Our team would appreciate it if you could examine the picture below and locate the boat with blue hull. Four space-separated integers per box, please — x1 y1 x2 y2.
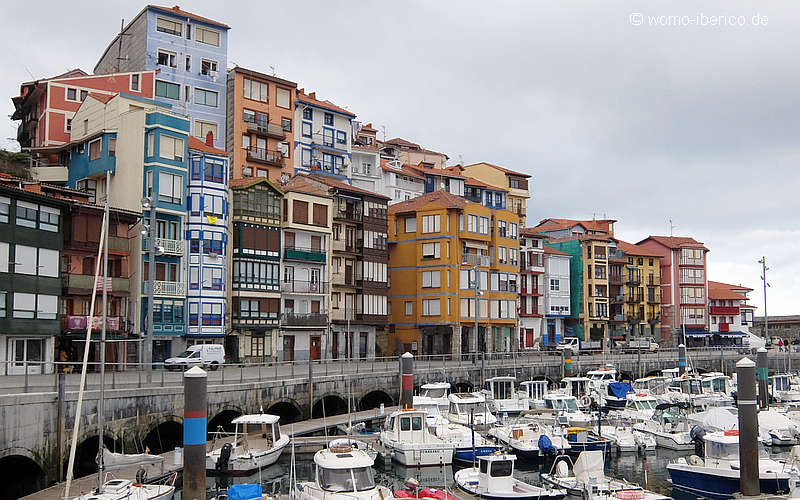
564 427 611 454
667 430 795 499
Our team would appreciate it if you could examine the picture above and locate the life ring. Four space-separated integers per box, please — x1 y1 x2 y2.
580 395 592 407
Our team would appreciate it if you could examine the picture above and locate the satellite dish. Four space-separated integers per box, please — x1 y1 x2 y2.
280 173 290 184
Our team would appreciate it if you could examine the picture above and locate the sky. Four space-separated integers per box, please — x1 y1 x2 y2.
1 1 797 315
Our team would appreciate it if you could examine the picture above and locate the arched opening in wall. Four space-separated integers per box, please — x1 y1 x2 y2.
358 390 394 411
645 369 662 378
618 371 634 383
208 409 242 435
143 420 183 455
453 381 474 393
266 401 302 424
0 455 45 500
69 435 121 479
311 395 347 419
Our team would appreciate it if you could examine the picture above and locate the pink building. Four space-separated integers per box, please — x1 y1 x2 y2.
637 236 709 343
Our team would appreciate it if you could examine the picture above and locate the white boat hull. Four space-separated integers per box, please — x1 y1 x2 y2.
384 443 454 467
206 437 289 475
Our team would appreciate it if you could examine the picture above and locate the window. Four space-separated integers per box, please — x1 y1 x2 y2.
243 78 267 102
157 50 177 68
422 299 441 316
185 55 192 71
108 138 116 158
194 120 218 142
323 129 334 146
83 119 88 135
196 26 220 46
89 139 101 160
467 214 477 232
479 216 490 234
160 135 184 161
301 149 312 166
293 200 309 224
421 215 440 233
302 122 312 138
80 90 88 101
405 216 417 233
422 271 441 288
422 242 440 259
276 88 290 108
204 159 225 183
195 88 218 107
312 203 328 226
0 243 7 273
550 279 560 291
156 17 182 36
336 130 347 144
66 88 77 101
203 194 224 216
281 117 292 132
13 293 35 318
130 73 140 91
324 113 334 125
16 201 38 228
37 248 58 277
405 301 413 315
158 172 183 204
201 59 218 75
66 119 72 132
498 220 507 237
39 206 59 232
155 80 180 100
15 245 36 274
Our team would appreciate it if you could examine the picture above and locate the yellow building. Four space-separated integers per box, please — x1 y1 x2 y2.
461 162 531 224
609 240 662 342
387 191 520 356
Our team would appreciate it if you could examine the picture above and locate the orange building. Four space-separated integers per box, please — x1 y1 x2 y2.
226 67 297 182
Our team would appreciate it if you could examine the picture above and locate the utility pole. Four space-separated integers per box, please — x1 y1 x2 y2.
97 170 110 491
142 196 161 383
758 257 769 342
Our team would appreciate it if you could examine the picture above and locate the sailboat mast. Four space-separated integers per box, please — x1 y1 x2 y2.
97 170 110 492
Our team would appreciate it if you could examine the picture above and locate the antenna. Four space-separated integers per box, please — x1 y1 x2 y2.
115 19 131 72
269 65 276 76
381 125 387 142
669 219 676 236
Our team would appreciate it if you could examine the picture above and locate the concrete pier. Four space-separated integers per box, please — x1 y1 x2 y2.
736 357 760 497
183 366 207 500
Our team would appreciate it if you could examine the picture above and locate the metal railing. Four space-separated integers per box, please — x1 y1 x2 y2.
145 280 187 297
144 237 184 255
246 147 283 165
280 280 328 293
280 312 328 326
461 254 490 266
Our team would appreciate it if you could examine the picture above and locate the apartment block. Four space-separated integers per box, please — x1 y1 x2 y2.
226 67 296 182
350 122 382 194
379 137 449 170
608 239 662 343
706 281 755 346
294 91 355 179
94 5 229 149
518 230 545 349
543 245 572 345
461 162 531 224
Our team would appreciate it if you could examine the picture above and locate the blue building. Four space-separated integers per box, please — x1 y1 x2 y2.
186 136 228 342
94 5 229 150
293 90 355 180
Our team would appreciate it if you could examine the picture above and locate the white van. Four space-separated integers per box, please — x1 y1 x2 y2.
164 344 225 371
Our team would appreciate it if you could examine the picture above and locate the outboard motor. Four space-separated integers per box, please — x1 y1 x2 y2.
135 467 147 484
690 425 706 456
216 442 233 472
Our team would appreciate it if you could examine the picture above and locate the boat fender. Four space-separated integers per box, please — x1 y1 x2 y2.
555 459 570 478
135 468 147 485
580 396 592 407
688 455 704 466
216 442 233 472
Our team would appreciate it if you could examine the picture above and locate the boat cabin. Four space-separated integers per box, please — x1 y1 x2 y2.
419 382 450 399
701 373 732 395
543 394 580 412
477 454 517 491
770 374 791 394
662 368 679 379
384 409 434 442
484 376 517 401
449 393 490 416
314 446 377 493
702 430 743 466
667 376 703 396
520 380 549 402
625 393 659 412
231 414 281 448
632 376 669 395
559 377 591 400
651 403 690 430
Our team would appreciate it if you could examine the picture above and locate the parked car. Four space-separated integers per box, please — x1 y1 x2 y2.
164 344 225 370
555 337 602 354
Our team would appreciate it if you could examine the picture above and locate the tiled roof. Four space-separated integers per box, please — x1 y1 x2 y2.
638 235 709 251
87 92 114 104
709 280 754 292
283 176 330 197
229 177 284 193
148 5 230 28
188 135 226 155
544 245 571 256
385 137 420 148
304 174 390 200
381 162 425 179
389 190 467 214
536 218 616 233
296 90 355 117
404 163 465 179
464 162 532 178
464 177 508 192
229 66 297 88
360 123 377 133
709 288 749 301
547 234 613 243
614 239 662 257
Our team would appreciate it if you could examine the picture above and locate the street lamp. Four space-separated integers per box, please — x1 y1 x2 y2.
758 257 770 343
628 315 640 379
141 196 164 383
471 264 485 384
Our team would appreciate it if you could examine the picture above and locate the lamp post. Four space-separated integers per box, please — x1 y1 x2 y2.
758 257 769 343
141 196 163 383
471 264 485 384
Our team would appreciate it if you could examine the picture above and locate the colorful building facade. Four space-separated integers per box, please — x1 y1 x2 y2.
293 91 355 179
461 162 531 224
608 239 662 343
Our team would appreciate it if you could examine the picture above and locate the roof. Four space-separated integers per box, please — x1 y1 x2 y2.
148 4 230 28
465 177 508 191
305 174 390 200
637 235 709 251
87 92 115 104
544 245 571 257
614 239 662 257
520 228 548 237
536 218 616 233
187 135 226 156
463 162 531 178
708 280 753 292
360 122 377 133
708 281 752 301
229 66 297 88
547 234 613 244
403 163 465 179
381 161 425 180
389 190 467 214
296 90 356 118
385 137 419 148
282 176 330 197
232 414 279 425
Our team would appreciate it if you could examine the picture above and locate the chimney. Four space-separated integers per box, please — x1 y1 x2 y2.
309 92 316 99
299 88 304 94
205 130 214 147
172 5 180 11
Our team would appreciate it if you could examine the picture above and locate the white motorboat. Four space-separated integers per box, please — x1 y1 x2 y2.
519 380 549 409
631 376 670 397
770 374 800 403
666 375 731 410
329 438 378 462
586 366 618 398
76 478 176 500
557 377 594 410
633 403 694 450
488 419 571 459
688 406 797 446
206 413 289 475
620 393 660 422
414 399 445 428
430 419 501 463
380 408 454 466
295 443 394 500
541 394 592 427
592 423 647 453
541 451 669 499
454 454 566 499
414 382 451 413
483 376 529 414
667 430 795 498
446 393 497 428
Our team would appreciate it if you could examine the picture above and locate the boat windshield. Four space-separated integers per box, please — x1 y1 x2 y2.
705 440 739 461
352 467 376 491
636 400 656 410
422 388 446 398
318 466 375 492
547 398 579 411
773 377 790 391
456 402 488 415
418 405 440 416
490 460 513 477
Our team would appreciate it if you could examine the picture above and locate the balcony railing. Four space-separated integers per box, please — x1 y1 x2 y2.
521 286 540 296
283 245 326 262
611 294 624 304
680 296 705 305
680 256 704 266
609 274 623 285
710 306 740 315
145 280 186 297
611 314 625 322
245 120 286 139
462 254 490 266
246 147 284 167
281 312 328 326
334 208 362 221
62 274 130 292
64 315 122 331
647 276 657 285
280 280 328 294
626 294 643 303
626 274 641 285
680 275 705 285
647 294 660 303
144 237 184 256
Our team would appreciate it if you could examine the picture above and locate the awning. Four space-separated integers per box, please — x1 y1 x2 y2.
684 331 711 337
463 240 488 250
716 331 746 338
337 194 361 202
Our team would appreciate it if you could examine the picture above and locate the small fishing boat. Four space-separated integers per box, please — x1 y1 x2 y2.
619 393 660 422
488 419 571 459
329 437 378 462
295 443 395 500
557 377 593 409
483 376 529 414
541 451 668 499
431 419 500 463
446 393 497 428
564 427 611 453
770 374 800 403
541 394 592 427
206 413 289 475
633 403 694 451
631 376 669 397
380 408 454 466
415 382 451 413
454 454 566 499
667 429 796 498
592 424 642 453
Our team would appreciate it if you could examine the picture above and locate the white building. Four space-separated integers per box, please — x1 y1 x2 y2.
708 281 755 342
293 90 355 181
544 245 571 346
350 122 382 193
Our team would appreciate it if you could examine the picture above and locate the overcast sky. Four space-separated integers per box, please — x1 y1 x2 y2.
2 1 796 315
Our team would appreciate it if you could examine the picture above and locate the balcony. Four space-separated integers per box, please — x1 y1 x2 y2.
680 275 705 285
64 315 123 331
145 280 186 297
281 312 328 326
711 305 740 315
331 272 355 287
280 280 328 294
647 276 657 286
611 314 625 323
628 313 645 323
626 294 643 304
62 274 130 293
609 274 623 285
144 237 185 256
611 294 624 304
626 274 641 285
246 147 284 168
680 256 704 266
246 120 286 140
334 208 363 222
647 294 661 304
520 286 541 296
284 245 326 262
462 254 490 267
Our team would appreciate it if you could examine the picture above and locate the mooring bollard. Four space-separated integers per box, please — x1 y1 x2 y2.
400 352 414 409
736 357 760 496
183 366 207 500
